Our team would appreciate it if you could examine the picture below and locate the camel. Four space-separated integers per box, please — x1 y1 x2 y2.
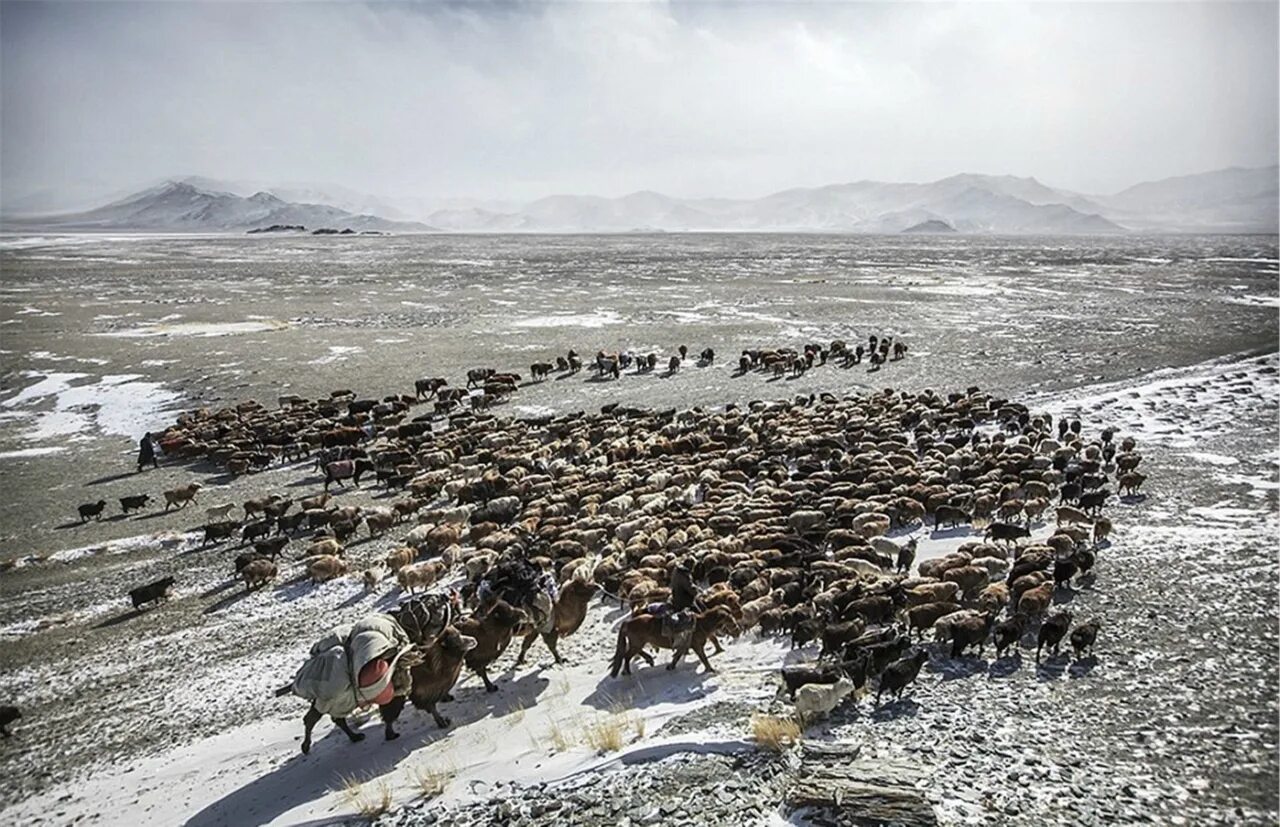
515 579 598 665
608 605 738 678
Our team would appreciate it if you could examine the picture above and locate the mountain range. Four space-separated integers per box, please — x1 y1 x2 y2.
2 166 1275 235
1 182 433 233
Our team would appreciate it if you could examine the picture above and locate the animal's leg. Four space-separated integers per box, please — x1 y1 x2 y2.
427 702 452 729
544 631 563 664
709 635 723 655
515 631 538 665
477 666 498 693
667 646 687 671
379 697 405 741
694 644 716 673
301 706 323 754
333 716 365 744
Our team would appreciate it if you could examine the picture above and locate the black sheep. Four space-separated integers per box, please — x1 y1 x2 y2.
1053 557 1079 589
78 500 107 522
876 649 929 705
781 663 840 701
993 614 1027 659
0 706 19 737
1070 620 1101 658
1037 611 1074 660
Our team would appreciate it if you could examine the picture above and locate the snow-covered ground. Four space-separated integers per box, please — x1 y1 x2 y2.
2 351 1275 826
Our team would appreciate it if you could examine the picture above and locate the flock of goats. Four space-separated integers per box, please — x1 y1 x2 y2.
62 335 1143 749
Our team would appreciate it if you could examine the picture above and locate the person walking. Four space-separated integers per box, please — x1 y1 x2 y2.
137 432 158 472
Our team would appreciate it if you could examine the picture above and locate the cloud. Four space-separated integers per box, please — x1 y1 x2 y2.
1 0 1275 205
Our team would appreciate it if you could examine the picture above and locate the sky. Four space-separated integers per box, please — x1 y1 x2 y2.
1 1 1277 207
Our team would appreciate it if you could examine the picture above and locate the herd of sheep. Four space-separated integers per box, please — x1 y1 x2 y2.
60 336 1139 744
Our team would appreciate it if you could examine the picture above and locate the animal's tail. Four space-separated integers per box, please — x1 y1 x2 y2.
273 683 294 698
608 622 628 678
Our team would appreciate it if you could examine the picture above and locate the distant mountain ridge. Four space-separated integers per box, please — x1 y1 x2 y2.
3 166 1274 234
2 181 433 233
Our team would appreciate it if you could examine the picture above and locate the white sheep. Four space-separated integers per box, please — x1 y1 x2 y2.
794 676 857 724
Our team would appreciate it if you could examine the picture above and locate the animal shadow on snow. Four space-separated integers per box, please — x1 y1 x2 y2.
927 655 987 681
203 586 257 615
928 525 978 541
1067 656 1099 679
93 608 148 629
462 668 551 722
580 661 717 711
869 696 921 722
1035 656 1071 681
1051 589 1077 606
84 470 147 487
183 708 455 827
986 652 1024 678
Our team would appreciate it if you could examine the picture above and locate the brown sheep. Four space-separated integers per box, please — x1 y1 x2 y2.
307 554 347 583
905 582 961 606
385 546 416 572
1017 581 1054 615
163 483 202 511
907 601 962 639
397 560 447 594
942 565 989 597
241 558 277 591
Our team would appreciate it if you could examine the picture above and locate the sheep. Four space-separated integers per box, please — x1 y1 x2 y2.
307 554 347 583
945 612 995 658
305 538 343 558
396 560 447 594
241 559 277 591
205 503 237 522
942 565 989 597
907 601 962 639
993 614 1027 658
163 483 202 510
780 662 841 701
794 676 856 723
976 582 1010 615
970 556 1010 579
1070 620 1101 658
1092 517 1113 545
1037 611 1073 660
819 618 867 659
875 649 929 705
1056 505 1091 526
905 581 961 606
384 546 416 572
0 705 19 737
1017 581 1054 616
362 563 387 590
364 509 396 538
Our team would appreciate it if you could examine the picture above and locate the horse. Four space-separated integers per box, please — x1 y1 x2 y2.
608 605 738 678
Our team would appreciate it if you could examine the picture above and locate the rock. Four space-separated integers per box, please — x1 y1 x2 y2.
786 758 938 826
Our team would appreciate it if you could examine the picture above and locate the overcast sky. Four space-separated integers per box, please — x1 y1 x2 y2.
2 1 1276 205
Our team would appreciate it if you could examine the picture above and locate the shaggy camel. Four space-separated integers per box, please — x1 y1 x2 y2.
515 579 599 665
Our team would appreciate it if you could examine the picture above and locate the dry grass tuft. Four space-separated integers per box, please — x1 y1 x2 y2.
409 762 455 799
338 774 393 819
546 717 574 752
751 713 802 752
582 715 627 752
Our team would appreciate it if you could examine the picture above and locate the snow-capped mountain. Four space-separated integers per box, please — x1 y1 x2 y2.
3 181 433 233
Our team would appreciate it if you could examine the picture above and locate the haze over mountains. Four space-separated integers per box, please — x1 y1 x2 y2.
3 166 1275 235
